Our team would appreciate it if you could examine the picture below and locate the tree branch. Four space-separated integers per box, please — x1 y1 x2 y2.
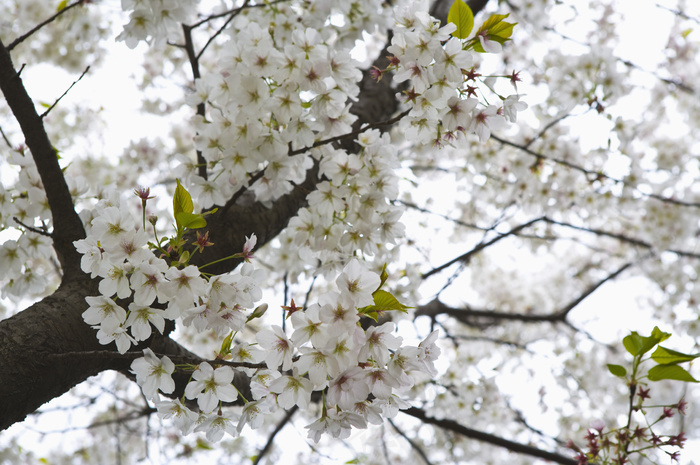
402 407 578 465
6 0 86 51
0 37 86 277
421 216 545 280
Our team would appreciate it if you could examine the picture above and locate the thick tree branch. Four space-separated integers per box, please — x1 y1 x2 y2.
403 407 578 465
0 37 86 277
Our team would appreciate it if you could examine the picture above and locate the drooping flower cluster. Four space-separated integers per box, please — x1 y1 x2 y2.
388 1 526 147
73 195 262 354
124 256 441 443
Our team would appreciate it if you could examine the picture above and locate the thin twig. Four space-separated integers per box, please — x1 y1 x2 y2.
40 66 90 119
492 134 700 209
7 0 85 51
387 418 434 465
288 109 411 156
195 1 248 61
0 125 14 149
402 407 578 465
253 405 298 465
13 217 51 236
421 216 545 280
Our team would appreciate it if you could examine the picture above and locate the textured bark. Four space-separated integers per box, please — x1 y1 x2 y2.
0 0 488 431
0 37 85 277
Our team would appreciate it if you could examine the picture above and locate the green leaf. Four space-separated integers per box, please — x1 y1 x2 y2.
622 327 671 357
607 364 627 377
472 13 517 52
367 290 411 313
623 332 644 356
57 0 68 11
447 0 474 39
220 331 234 356
378 263 389 291
651 346 700 365
358 307 378 322
175 212 207 230
648 364 698 383
173 179 194 218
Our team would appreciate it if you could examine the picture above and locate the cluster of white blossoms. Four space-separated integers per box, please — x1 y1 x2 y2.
389 2 526 147
116 0 200 49
74 196 441 441
74 194 263 353
67 0 522 444
139 258 441 442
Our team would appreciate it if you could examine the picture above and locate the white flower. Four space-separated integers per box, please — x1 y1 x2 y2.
290 304 326 347
184 362 238 413
130 348 175 399
327 366 369 410
417 330 441 377
305 410 366 442
125 303 166 341
155 398 198 434
256 325 294 371
73 238 106 278
95 319 135 354
195 412 239 442
294 346 339 388
237 398 273 433
336 259 381 308
358 322 402 365
162 265 207 312
83 295 127 327
99 263 133 299
130 258 168 305
268 369 314 409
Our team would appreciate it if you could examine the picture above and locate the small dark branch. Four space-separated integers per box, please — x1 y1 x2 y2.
417 298 563 325
526 112 572 149
13 216 51 236
398 200 488 231
7 0 86 51
195 3 248 61
620 59 695 95
181 25 208 180
0 125 14 149
221 169 267 215
46 350 266 371
542 217 700 260
252 405 298 465
492 135 700 209
403 407 578 465
418 262 634 326
0 37 86 276
189 0 288 29
388 418 434 465
288 109 411 156
40 65 90 119
422 216 544 280
554 261 634 320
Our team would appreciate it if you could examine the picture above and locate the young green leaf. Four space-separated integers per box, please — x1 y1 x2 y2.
175 212 207 230
220 331 234 357
447 0 474 39
623 332 644 356
472 13 517 53
648 364 698 383
173 179 194 218
365 290 412 313
651 346 700 365
358 307 379 322
607 364 627 377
